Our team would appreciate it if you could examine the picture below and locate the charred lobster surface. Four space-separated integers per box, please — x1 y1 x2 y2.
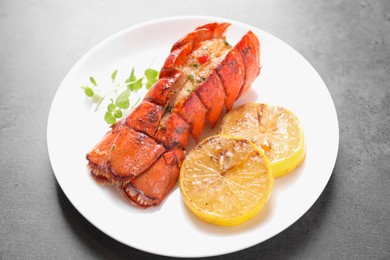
86 22 261 208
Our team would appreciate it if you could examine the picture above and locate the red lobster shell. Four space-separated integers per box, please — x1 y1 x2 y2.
86 22 261 208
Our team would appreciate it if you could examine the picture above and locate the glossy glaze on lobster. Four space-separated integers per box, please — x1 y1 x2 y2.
86 22 261 208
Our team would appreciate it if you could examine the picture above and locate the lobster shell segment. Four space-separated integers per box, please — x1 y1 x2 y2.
216 47 246 111
125 100 163 136
195 71 226 127
123 147 184 208
173 91 208 143
86 22 261 208
235 31 261 97
107 127 165 178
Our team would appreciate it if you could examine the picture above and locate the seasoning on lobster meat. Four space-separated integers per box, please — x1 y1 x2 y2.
86 22 261 208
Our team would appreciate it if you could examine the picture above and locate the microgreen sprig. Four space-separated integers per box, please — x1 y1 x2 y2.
81 68 159 124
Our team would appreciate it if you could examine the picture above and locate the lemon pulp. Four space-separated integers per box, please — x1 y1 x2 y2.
179 135 273 226
219 103 305 177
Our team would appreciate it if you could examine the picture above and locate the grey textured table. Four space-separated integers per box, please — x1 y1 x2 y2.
1 1 389 259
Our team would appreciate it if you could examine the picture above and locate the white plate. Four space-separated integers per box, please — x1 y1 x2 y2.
47 16 339 258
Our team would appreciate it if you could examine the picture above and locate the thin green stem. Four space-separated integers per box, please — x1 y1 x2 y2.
95 84 124 112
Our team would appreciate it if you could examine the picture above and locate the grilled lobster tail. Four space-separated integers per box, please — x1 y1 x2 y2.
86 22 261 208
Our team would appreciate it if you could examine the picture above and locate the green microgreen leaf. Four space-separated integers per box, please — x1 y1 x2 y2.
111 69 118 82
83 66 156 125
128 78 143 91
130 68 136 81
107 103 116 112
82 86 94 97
116 89 130 109
114 109 122 118
146 81 153 90
145 68 158 90
144 68 158 80
147 76 158 88
104 112 116 124
125 68 137 84
89 77 97 86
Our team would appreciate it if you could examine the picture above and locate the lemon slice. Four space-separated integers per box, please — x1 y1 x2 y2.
179 135 273 226
219 103 305 178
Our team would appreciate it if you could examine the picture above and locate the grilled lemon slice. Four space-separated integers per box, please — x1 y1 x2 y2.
219 103 305 177
179 135 273 226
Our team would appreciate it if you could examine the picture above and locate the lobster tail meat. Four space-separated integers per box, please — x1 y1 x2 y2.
170 22 230 53
86 22 261 208
160 22 230 78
